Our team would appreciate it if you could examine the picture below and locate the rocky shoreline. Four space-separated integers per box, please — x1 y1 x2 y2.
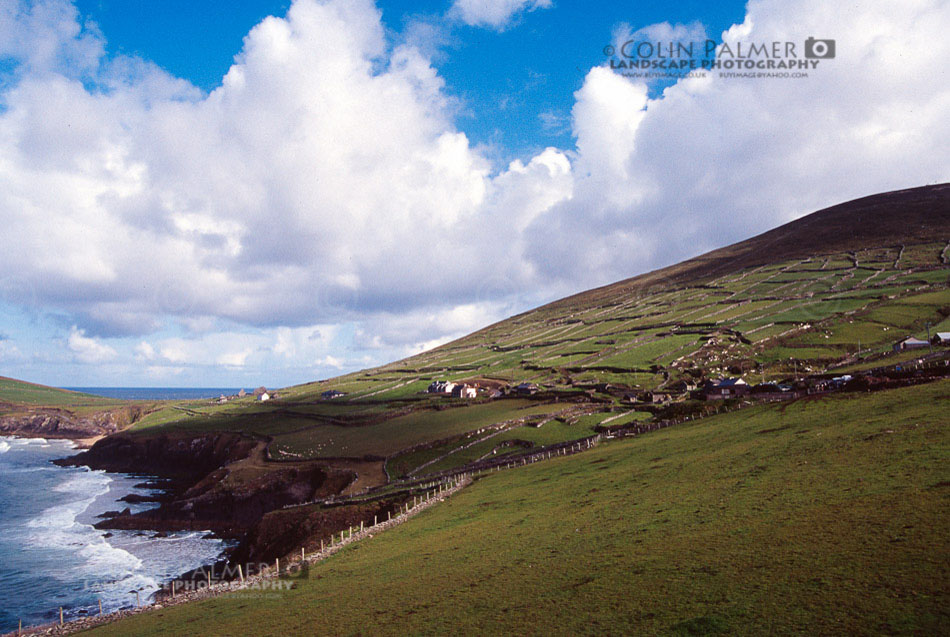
2 476 471 636
0 405 145 443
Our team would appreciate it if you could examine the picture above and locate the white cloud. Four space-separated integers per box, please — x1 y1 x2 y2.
67 326 117 363
315 354 344 368
217 349 252 368
611 20 709 62
524 0 950 287
449 0 551 30
0 0 948 384
134 341 156 360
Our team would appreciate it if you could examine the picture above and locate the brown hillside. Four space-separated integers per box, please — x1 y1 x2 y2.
545 182 950 310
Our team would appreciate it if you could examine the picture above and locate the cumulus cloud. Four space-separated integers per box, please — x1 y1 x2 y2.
0 0 948 385
524 0 950 288
67 326 117 363
449 0 551 30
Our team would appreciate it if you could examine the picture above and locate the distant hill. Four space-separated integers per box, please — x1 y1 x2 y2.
541 183 950 312
0 376 150 440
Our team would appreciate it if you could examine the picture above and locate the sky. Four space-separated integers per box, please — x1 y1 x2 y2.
0 0 947 388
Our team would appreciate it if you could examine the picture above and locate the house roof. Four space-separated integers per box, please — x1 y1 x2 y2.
715 377 746 387
897 337 929 345
936 332 950 340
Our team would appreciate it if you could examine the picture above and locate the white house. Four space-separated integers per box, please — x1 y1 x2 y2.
427 380 457 394
452 384 477 399
259 392 271 402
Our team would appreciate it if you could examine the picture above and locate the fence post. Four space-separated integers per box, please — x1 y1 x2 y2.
238 565 244 584
60 607 64 626
98 599 103 616
208 570 212 588
302 547 306 561
275 558 280 574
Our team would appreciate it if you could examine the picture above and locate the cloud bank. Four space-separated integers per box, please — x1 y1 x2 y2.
0 0 947 385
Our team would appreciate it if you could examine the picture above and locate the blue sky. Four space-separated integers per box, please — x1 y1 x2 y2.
73 0 746 160
0 0 947 388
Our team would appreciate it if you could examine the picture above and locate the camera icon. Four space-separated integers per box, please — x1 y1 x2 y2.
804 37 835 59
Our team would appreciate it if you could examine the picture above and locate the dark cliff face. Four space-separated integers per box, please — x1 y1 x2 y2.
59 431 258 479
229 499 398 565
60 431 359 546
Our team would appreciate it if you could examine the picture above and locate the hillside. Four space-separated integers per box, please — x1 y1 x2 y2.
84 380 950 636
270 184 949 407
122 184 946 467
15 184 950 635
0 377 154 441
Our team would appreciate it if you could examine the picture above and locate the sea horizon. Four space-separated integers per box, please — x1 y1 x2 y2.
63 387 249 401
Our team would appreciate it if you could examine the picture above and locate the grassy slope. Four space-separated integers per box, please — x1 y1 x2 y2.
0 376 131 417
105 186 949 466
86 381 949 636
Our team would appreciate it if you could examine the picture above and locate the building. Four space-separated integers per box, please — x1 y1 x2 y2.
669 379 697 393
703 377 749 400
933 332 950 345
427 380 457 394
451 384 478 399
258 392 271 402
237 389 247 398
892 337 930 351
321 390 345 399
513 382 538 396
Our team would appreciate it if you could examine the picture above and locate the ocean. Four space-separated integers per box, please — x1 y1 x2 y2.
63 387 246 401
0 436 231 632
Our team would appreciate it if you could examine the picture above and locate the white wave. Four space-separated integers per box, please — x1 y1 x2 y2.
15 462 230 618
0 440 10 453
27 481 145 590
52 468 111 495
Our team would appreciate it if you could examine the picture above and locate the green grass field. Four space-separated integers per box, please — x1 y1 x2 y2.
0 377 118 410
269 400 568 459
261 239 947 403
83 381 950 636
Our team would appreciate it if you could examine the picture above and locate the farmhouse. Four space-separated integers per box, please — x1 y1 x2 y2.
933 332 950 345
892 337 929 351
451 384 478 399
258 392 270 402
427 380 457 394
703 377 749 400
322 389 346 399
513 382 538 396
628 390 670 404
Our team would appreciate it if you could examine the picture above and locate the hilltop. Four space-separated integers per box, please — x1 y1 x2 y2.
554 182 950 305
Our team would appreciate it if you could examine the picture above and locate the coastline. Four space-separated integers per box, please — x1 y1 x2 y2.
0 475 471 637
0 435 233 634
